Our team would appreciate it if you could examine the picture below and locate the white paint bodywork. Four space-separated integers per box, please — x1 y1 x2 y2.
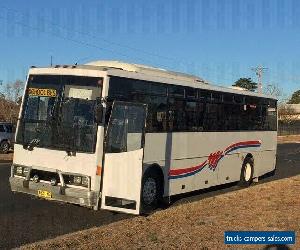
143 131 277 196
101 149 144 214
13 67 108 194
12 62 277 214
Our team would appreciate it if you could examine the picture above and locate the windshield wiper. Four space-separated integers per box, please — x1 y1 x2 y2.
24 138 40 151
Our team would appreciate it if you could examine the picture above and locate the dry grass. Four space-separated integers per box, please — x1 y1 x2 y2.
21 175 300 250
278 135 300 144
0 152 13 162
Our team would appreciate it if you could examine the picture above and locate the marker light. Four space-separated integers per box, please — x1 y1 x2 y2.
16 167 23 175
74 176 82 185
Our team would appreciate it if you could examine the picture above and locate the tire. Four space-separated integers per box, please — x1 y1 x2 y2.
239 157 254 187
140 169 163 214
0 141 10 154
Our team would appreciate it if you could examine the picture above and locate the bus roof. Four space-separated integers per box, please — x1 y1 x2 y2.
84 61 276 100
30 60 277 100
84 60 208 84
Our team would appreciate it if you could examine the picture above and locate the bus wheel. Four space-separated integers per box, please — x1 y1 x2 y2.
239 157 254 187
141 170 162 214
0 141 10 154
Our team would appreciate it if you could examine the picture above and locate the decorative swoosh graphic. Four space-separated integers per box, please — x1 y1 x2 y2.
169 140 261 180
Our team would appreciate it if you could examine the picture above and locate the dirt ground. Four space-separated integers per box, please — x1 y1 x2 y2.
277 135 300 144
0 152 13 162
20 175 300 250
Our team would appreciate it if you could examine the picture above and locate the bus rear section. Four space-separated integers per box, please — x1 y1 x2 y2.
10 71 105 210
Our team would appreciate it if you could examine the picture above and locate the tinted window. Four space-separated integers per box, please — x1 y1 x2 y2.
199 90 211 101
108 77 151 99
168 85 184 97
211 91 222 103
151 83 167 96
147 96 167 132
234 95 244 104
185 101 198 131
203 103 225 131
223 93 233 103
168 98 186 131
108 77 277 132
185 87 197 99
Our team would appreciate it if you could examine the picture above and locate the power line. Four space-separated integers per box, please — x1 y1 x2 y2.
251 66 268 94
0 13 162 68
0 6 186 66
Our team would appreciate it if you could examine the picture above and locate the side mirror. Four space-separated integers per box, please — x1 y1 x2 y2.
95 98 103 124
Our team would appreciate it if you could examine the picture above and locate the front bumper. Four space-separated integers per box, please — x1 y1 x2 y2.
9 177 98 208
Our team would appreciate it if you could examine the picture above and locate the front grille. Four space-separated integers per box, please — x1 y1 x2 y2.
30 169 60 184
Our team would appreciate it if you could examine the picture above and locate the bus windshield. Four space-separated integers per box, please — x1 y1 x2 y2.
16 75 102 153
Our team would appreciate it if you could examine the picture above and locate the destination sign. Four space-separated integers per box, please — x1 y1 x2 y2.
28 88 57 97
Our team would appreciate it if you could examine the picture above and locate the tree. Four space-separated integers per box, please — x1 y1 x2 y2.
0 97 19 123
4 79 24 103
278 104 297 124
0 80 24 123
288 90 300 104
233 78 258 92
264 83 287 102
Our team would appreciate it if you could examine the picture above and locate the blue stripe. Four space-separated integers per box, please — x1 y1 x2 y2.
169 144 261 180
169 164 207 179
226 144 261 155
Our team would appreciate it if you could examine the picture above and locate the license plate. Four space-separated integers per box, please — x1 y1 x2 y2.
37 190 52 199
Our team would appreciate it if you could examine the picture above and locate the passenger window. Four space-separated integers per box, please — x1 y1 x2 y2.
211 91 222 103
106 104 146 153
199 90 211 102
127 105 146 152
168 85 184 97
151 83 167 96
146 96 167 132
234 95 244 104
185 87 197 99
168 98 186 131
186 101 198 131
223 93 234 103
0 125 5 133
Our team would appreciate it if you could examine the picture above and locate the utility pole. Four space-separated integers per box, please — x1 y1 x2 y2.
50 56 53 66
251 66 268 94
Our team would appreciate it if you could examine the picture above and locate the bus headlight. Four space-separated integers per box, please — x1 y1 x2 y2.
81 177 89 187
23 167 30 176
74 176 82 185
63 174 89 188
16 166 23 175
14 166 30 177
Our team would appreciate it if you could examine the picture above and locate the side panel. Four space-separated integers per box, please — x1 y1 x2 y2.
143 131 277 196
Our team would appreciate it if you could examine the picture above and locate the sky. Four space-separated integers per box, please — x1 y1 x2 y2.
0 0 300 99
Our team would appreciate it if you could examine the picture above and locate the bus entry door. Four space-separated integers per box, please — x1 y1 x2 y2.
101 102 147 214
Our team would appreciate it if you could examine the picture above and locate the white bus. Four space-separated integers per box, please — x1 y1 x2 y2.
10 61 277 215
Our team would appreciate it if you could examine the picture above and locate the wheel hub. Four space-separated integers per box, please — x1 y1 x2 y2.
142 177 157 205
244 163 252 181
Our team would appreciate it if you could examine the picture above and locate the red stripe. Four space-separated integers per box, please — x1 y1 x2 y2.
225 140 261 152
169 140 261 177
169 161 207 176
